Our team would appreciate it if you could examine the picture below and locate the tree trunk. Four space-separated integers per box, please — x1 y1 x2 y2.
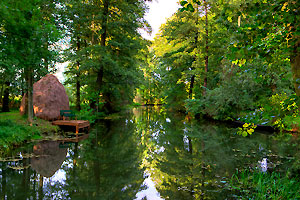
45 41 49 72
27 68 34 123
96 0 110 112
291 39 300 110
76 72 81 111
2 81 10 112
76 37 81 111
189 75 195 99
203 0 209 96
96 0 109 90
0 84 3 106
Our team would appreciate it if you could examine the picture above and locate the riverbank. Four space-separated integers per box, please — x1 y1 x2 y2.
195 113 300 136
0 110 59 151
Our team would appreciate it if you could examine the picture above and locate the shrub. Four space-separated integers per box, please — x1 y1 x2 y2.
186 72 263 120
240 93 300 131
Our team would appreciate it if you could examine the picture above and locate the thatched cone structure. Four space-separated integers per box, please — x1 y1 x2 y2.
20 74 69 120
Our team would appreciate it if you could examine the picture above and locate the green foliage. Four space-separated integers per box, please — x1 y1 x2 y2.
179 0 202 12
241 93 300 131
76 103 105 124
151 8 212 110
228 169 300 199
237 123 257 137
186 71 262 120
63 0 149 113
0 0 62 75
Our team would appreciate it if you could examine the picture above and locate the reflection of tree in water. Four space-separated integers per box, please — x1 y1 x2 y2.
1 108 300 199
62 114 146 199
0 114 146 199
0 140 68 200
138 108 297 199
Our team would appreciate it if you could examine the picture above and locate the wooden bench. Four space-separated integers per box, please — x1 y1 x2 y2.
60 110 76 120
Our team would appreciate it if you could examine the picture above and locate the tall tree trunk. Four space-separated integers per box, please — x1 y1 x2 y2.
96 0 109 90
76 37 81 111
76 73 81 111
2 81 10 112
203 0 209 96
27 67 34 123
96 0 110 112
291 39 300 111
0 84 3 106
45 40 49 72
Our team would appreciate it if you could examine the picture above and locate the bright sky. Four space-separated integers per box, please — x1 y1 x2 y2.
55 0 180 82
142 0 180 40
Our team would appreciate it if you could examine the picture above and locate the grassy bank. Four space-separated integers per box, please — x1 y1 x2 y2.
228 169 300 199
0 110 59 151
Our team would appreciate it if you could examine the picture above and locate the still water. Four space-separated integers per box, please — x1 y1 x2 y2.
0 107 299 199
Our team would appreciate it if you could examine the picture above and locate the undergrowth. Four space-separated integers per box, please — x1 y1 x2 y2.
228 169 300 199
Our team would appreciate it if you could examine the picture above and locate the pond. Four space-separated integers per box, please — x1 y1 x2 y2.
0 107 300 199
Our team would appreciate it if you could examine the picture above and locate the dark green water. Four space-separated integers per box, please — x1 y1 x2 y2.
0 107 300 199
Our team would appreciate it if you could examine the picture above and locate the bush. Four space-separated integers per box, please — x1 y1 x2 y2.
77 103 105 123
186 72 263 120
240 93 300 131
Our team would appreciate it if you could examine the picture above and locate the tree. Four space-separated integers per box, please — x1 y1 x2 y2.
181 0 299 110
64 0 150 113
152 2 220 110
0 0 62 121
180 0 210 95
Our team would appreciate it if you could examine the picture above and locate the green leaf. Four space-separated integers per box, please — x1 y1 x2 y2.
242 131 248 137
180 1 188 7
187 4 195 12
192 0 201 5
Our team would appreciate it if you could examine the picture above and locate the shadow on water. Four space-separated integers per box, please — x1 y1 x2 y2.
0 106 300 199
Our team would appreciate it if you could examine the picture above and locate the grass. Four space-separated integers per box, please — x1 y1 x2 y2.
0 110 59 151
228 169 300 199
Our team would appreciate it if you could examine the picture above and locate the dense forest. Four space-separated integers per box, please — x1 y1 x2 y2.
0 0 299 131
1 0 300 199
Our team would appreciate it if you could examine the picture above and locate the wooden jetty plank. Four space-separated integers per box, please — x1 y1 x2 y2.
52 120 90 134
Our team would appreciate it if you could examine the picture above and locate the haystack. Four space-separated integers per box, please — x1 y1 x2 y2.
20 74 69 120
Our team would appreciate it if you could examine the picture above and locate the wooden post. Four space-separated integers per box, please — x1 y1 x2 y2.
76 125 79 137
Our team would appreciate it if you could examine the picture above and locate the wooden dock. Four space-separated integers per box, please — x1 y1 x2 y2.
52 120 90 134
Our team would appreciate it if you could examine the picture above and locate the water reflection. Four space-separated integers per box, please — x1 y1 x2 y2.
134 107 300 199
135 175 162 200
31 141 68 177
0 107 299 199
